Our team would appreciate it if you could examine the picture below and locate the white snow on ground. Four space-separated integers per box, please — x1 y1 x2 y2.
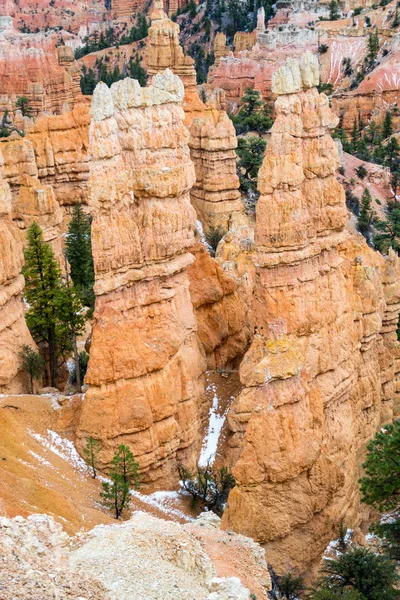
28 428 192 521
28 429 90 475
28 450 53 469
130 490 192 522
195 219 213 254
198 383 227 467
324 528 353 559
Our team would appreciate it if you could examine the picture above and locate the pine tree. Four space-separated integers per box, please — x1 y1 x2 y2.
55 281 85 391
18 345 45 393
382 111 394 139
385 136 400 171
65 204 95 309
367 29 379 64
100 444 140 519
83 436 101 478
357 188 375 237
22 222 62 387
329 0 340 20
351 117 360 151
16 95 34 118
392 6 399 28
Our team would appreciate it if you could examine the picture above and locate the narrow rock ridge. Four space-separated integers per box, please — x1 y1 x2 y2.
76 71 208 486
0 149 35 393
221 52 400 574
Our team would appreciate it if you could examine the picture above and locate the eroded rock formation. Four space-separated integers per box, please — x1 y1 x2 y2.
146 0 244 232
76 71 207 486
221 52 400 574
0 17 83 121
0 150 35 393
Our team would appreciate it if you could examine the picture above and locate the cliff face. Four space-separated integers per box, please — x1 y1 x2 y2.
0 17 83 120
1 105 90 234
76 71 208 486
0 150 35 393
221 53 400 574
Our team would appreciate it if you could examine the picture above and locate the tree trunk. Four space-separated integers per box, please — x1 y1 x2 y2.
48 327 58 388
73 333 81 392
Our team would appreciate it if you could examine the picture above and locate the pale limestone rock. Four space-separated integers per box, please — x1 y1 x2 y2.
207 577 250 600
272 51 319 95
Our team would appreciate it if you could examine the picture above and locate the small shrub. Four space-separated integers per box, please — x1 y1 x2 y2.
19 345 45 393
205 226 226 256
319 43 329 53
69 351 90 385
178 462 235 516
356 164 367 179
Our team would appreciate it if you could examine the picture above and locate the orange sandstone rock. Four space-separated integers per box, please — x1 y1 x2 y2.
222 52 400 575
76 71 208 486
0 150 35 393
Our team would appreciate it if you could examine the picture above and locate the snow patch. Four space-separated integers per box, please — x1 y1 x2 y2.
198 383 227 467
130 490 192 522
28 429 90 476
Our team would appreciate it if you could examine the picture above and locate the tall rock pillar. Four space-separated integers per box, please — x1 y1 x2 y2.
76 71 207 486
222 52 400 574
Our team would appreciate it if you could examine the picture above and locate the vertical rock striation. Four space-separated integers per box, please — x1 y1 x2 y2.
222 52 400 574
0 150 35 393
76 71 207 486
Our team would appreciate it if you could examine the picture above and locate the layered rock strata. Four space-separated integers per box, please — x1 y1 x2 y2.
0 150 35 393
146 0 244 232
76 71 207 486
221 53 400 574
1 105 90 233
0 17 83 120
189 112 242 232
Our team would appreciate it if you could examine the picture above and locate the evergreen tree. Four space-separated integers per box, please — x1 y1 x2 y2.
16 95 34 118
356 138 370 162
237 136 267 194
357 188 375 237
18 345 45 393
350 118 360 151
65 204 95 309
314 547 399 600
22 222 63 387
83 436 101 478
100 444 140 519
367 29 379 65
392 6 399 28
55 281 85 391
277 572 305 599
129 54 147 87
329 0 340 19
233 87 273 135
359 421 400 511
382 111 394 139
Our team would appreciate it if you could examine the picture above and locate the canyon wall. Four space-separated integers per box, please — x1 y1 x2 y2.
221 53 400 574
0 149 35 393
0 17 83 120
76 71 208 486
1 105 90 237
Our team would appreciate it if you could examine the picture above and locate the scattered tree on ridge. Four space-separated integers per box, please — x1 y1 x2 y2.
18 345 45 393
100 444 140 519
83 436 101 479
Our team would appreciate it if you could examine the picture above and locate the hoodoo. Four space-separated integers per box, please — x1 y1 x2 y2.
222 52 400 574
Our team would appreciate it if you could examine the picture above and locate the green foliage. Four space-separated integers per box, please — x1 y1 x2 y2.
129 54 147 86
367 29 379 65
80 65 97 95
18 345 45 393
392 6 399 27
310 589 363 600
345 189 360 216
100 444 140 519
353 6 363 15
342 57 353 77
178 462 236 516
356 164 367 179
373 202 400 253
277 571 305 599
382 111 393 139
22 222 85 387
359 421 400 512
83 436 101 478
232 87 273 135
205 226 226 256
188 42 214 84
319 43 329 53
314 547 399 600
65 204 95 308
16 96 34 118
69 351 90 386
329 0 341 20
237 135 267 196
357 188 375 237
337 519 349 553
